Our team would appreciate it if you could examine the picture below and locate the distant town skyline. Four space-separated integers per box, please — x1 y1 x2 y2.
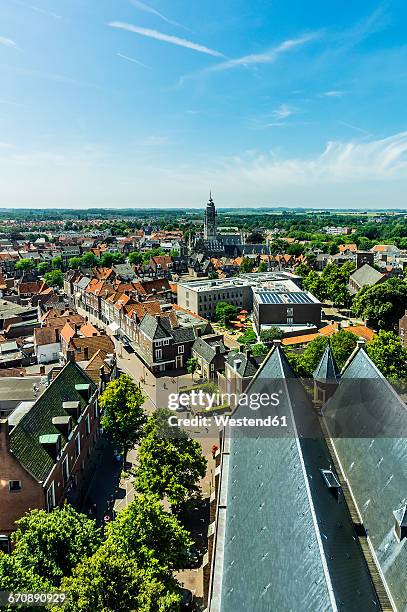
1 0 407 208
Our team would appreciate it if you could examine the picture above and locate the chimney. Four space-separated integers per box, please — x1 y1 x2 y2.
357 339 365 348
40 365 45 375
55 328 60 342
273 339 282 346
67 348 75 363
0 418 9 452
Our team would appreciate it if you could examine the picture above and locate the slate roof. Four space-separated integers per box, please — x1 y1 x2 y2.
138 313 172 340
225 350 259 377
349 263 384 291
323 347 407 611
210 345 380 612
192 337 226 362
9 361 95 482
313 344 339 383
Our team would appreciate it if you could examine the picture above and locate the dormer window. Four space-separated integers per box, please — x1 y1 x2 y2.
394 505 407 541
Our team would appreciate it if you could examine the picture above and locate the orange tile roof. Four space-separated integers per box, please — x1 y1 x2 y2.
281 324 375 346
338 244 357 252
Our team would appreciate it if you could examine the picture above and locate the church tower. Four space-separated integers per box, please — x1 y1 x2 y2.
204 192 217 240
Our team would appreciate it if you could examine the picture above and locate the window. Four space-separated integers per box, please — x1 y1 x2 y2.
155 348 162 360
75 433 81 459
85 414 91 435
62 457 70 486
163 339 170 346
154 340 162 347
9 480 21 492
287 317 294 324
46 482 56 511
178 345 184 354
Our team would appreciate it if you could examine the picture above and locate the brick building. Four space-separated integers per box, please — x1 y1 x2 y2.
0 359 104 552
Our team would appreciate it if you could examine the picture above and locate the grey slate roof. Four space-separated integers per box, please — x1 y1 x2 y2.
192 337 226 362
350 263 383 290
138 313 172 340
210 346 379 612
313 344 340 383
225 350 259 377
324 347 407 611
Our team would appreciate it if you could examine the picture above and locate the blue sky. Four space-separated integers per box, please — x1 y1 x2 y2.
0 0 406 209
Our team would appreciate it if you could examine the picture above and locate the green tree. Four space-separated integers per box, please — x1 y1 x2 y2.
128 251 143 265
51 256 63 270
366 330 407 379
15 258 35 271
252 343 267 357
260 327 283 344
303 270 326 300
329 329 357 369
10 506 101 586
37 261 49 274
135 411 207 506
99 374 147 456
295 262 311 278
215 301 238 326
69 257 82 269
239 328 257 346
352 278 407 330
104 495 192 571
81 252 99 268
239 257 254 273
257 260 268 273
100 252 125 267
0 551 53 595
60 548 181 612
44 269 64 288
186 356 200 380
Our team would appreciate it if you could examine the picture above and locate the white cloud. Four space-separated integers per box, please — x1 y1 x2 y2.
209 131 407 188
129 0 189 31
117 52 150 68
108 22 224 57
207 33 318 72
272 104 296 120
0 36 18 49
11 1 62 19
324 90 344 97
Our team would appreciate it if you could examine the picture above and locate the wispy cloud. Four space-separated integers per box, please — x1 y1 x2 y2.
272 104 297 120
207 33 318 73
0 36 19 49
210 131 407 188
338 121 372 137
129 0 189 31
117 52 150 68
109 22 224 57
324 90 344 97
11 0 62 19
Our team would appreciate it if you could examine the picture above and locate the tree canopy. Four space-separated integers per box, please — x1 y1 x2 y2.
352 278 407 330
44 269 64 288
215 301 238 326
10 506 101 586
99 374 147 455
135 410 207 506
366 330 407 380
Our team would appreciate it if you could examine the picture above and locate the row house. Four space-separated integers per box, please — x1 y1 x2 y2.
0 359 107 552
